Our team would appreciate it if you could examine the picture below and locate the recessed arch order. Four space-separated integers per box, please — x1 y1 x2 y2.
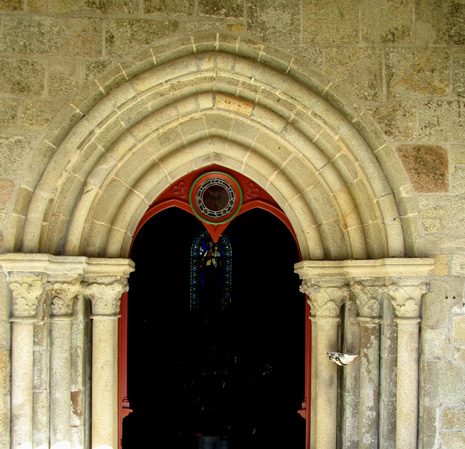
14 32 423 261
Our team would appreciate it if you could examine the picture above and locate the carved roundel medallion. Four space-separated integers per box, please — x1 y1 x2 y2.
189 172 242 224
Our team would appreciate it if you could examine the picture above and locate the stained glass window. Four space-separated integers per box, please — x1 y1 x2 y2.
190 231 232 312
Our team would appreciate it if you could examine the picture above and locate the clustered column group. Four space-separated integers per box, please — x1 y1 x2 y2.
1 254 135 449
295 259 434 449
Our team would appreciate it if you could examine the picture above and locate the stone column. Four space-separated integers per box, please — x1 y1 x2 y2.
388 280 427 449
49 280 81 449
300 279 348 449
85 280 128 449
350 281 383 449
8 275 46 449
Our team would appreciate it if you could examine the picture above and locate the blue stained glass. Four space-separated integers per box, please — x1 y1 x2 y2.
190 231 232 311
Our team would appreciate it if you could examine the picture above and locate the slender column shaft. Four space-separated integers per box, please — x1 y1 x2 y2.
11 320 34 449
358 318 381 449
312 316 340 449
395 318 420 449
85 280 128 449
92 316 119 448
50 318 73 447
388 281 427 449
8 276 45 449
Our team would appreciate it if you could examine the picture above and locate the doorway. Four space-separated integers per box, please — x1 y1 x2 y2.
122 207 305 448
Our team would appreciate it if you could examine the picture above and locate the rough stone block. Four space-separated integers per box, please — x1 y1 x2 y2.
451 255 465 277
198 0 243 17
0 136 33 176
302 0 359 44
396 145 448 193
0 59 45 96
1 16 60 55
247 0 301 44
443 406 465 429
0 0 21 11
453 316 465 343
415 0 465 45
105 19 179 58
144 0 194 14
361 0 413 43
418 100 465 142
62 18 103 57
386 48 450 98
325 47 383 102
422 327 450 358
422 278 464 327
367 100 416 142
20 99 54 130
419 196 465 236
0 181 14 205
31 0 139 14
0 98 19 129
440 431 465 449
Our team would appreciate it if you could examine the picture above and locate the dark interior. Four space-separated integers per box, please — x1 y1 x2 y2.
122 207 306 448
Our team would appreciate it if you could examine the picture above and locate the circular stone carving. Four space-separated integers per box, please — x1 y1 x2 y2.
189 172 242 224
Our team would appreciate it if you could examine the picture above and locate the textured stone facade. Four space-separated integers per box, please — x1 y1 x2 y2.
0 1 464 448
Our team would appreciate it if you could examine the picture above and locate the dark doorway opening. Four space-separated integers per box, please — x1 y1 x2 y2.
122 207 305 448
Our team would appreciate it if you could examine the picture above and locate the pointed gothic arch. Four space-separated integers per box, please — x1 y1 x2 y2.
3 33 435 449
9 33 422 261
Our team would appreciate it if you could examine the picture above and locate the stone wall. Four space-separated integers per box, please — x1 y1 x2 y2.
0 1 464 448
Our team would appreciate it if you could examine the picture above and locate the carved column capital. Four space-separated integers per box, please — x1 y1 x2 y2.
350 280 384 319
49 280 82 318
387 280 428 319
84 279 128 317
300 279 349 318
9 275 46 320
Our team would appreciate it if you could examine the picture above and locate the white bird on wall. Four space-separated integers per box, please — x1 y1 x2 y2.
326 352 358 366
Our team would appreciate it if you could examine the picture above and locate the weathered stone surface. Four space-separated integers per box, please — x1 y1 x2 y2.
453 316 465 343
0 181 14 205
303 0 359 44
386 48 450 98
105 19 179 58
453 56 465 98
1 16 60 55
29 0 139 14
415 0 465 45
452 165 465 194
325 47 383 101
247 0 301 44
0 0 21 11
418 100 465 142
443 406 465 429
367 100 416 142
62 18 103 58
422 327 450 359
451 255 465 277
47 60 81 98
144 0 194 14
0 59 45 96
20 99 54 130
420 196 465 236
0 136 33 176
0 99 19 129
396 145 448 193
361 0 413 43
199 0 243 17
441 431 465 449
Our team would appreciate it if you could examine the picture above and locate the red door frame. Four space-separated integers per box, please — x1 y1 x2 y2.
117 166 310 448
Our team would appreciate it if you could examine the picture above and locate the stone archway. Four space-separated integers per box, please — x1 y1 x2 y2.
8 33 421 261
2 33 434 449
